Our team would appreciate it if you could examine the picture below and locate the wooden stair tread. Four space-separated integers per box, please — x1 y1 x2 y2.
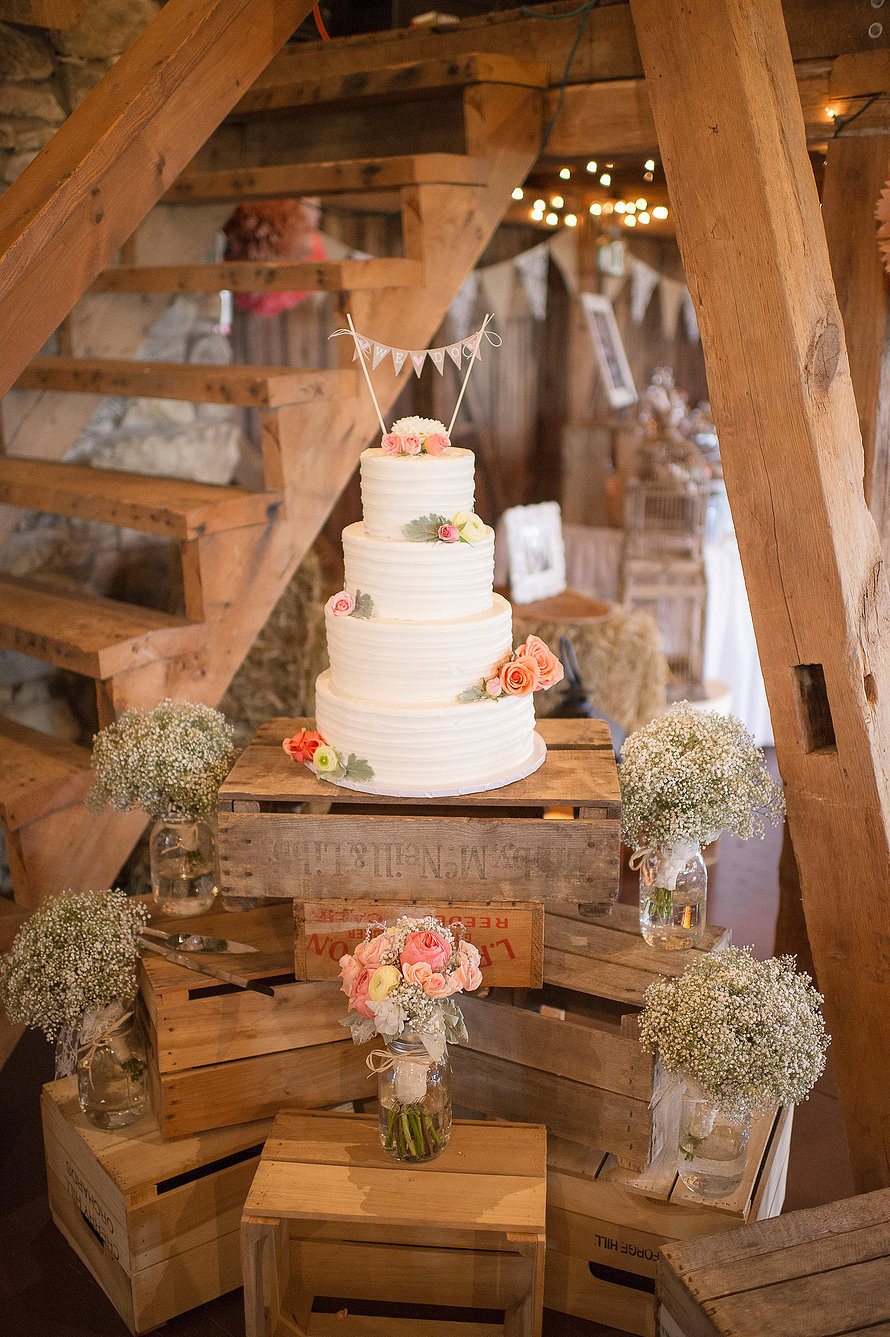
0 458 283 539
0 575 206 678
165 153 488 203
15 358 356 408
240 52 549 115
0 716 92 830
91 258 423 295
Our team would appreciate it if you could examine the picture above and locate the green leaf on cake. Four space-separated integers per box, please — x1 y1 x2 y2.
353 591 375 619
402 513 449 542
342 753 375 782
458 684 491 704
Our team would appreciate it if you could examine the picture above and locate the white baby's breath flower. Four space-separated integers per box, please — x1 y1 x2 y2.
391 416 448 441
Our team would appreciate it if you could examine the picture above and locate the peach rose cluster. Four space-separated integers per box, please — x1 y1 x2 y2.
466 633 564 702
380 419 451 457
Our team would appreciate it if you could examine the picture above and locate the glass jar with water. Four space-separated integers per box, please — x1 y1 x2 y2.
637 841 707 949
150 816 219 917
677 1089 750 1197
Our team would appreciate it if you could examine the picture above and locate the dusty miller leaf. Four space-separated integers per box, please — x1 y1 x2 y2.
353 590 375 619
457 684 491 704
343 754 375 782
402 513 449 542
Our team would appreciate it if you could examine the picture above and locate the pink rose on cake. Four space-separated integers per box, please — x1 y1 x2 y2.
424 432 451 456
401 433 422 456
400 929 451 972
500 655 541 696
438 523 459 543
381 433 403 456
485 675 503 698
517 634 564 689
327 590 355 617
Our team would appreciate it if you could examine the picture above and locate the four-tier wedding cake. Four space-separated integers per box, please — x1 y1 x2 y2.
284 412 562 795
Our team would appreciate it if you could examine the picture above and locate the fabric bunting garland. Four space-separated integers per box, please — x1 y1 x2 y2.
330 323 502 376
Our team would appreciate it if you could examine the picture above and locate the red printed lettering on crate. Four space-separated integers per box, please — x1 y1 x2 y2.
306 934 351 962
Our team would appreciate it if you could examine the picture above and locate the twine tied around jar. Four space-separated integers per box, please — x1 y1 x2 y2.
79 1008 134 1075
365 1048 433 1078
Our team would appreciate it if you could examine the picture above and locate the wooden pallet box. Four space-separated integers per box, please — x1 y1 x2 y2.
451 903 731 1171
217 716 621 905
545 1103 794 1337
139 901 371 1139
656 1183 890 1337
41 1078 273 1335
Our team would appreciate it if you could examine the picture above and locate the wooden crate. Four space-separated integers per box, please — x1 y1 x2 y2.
451 903 731 1171
546 1105 794 1337
217 716 621 904
241 1109 548 1337
657 1182 890 1337
139 901 371 1139
41 1077 273 1334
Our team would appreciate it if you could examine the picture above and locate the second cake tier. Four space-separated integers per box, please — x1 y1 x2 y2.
342 522 495 620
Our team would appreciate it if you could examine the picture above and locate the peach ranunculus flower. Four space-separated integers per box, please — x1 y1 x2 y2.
424 971 458 999
354 931 390 968
327 590 355 617
517 634 564 689
381 433 402 455
402 432 423 456
424 432 451 456
402 959 433 989
282 728 325 763
348 967 374 1018
339 952 361 998
400 929 451 972
500 654 541 696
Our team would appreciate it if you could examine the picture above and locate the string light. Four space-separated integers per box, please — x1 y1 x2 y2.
826 106 839 119
653 205 669 220
623 214 636 227
599 173 611 186
533 198 546 210
644 171 654 182
602 201 614 214
589 202 602 215
636 198 647 209
644 159 656 171
559 167 571 180
564 213 578 227
586 160 598 173
512 187 524 200
551 195 564 208
545 212 559 226
638 211 651 224
614 200 627 213
625 202 636 213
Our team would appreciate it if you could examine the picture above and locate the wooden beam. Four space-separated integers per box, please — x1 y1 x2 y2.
91 258 423 295
0 0 315 399
629 0 890 1190
0 0 80 25
822 135 890 552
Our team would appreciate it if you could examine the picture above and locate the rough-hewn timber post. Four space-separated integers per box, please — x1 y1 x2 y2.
629 0 890 1189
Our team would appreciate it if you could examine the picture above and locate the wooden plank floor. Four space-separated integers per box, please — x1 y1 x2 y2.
0 752 855 1336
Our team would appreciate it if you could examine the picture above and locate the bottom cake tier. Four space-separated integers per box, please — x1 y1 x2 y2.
315 669 539 793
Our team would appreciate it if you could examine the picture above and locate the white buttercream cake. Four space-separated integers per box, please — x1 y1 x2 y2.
313 436 547 793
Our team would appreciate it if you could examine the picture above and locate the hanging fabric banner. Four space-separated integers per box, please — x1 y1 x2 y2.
630 258 660 325
601 274 626 304
371 342 389 369
682 290 700 343
480 258 515 329
448 270 480 336
513 242 549 319
391 347 408 373
658 277 687 339
410 351 427 377
548 229 579 295
329 321 501 375
428 348 446 374
446 342 463 368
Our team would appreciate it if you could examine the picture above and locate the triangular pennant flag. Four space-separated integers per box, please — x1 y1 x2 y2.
372 342 389 369
449 270 480 336
548 229 580 294
683 290 700 343
446 342 463 368
410 351 427 377
480 259 515 329
391 347 408 373
513 243 549 320
429 348 446 374
601 274 625 304
658 277 687 340
463 335 480 362
630 258 660 325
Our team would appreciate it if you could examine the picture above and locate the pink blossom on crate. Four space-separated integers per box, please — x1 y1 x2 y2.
403 959 434 989
381 433 402 456
328 590 355 617
452 952 483 992
438 523 459 543
400 929 451 972
424 971 458 999
348 967 375 1018
339 953 361 998
354 932 389 968
402 433 422 456
424 432 451 456
485 676 503 698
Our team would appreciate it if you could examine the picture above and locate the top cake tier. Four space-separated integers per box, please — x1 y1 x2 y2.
359 447 475 539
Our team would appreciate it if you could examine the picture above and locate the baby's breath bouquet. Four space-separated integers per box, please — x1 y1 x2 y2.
619 702 785 854
639 946 829 1120
87 699 235 821
0 889 148 1081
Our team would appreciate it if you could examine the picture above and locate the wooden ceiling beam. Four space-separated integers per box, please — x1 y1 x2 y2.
630 0 890 1191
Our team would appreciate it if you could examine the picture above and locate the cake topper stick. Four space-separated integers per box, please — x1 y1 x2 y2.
447 311 492 438
346 311 387 435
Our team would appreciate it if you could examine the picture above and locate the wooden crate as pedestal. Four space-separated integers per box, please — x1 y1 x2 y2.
451 903 731 1172
41 1078 273 1334
545 1105 793 1337
218 717 620 906
139 901 371 1139
241 1109 548 1337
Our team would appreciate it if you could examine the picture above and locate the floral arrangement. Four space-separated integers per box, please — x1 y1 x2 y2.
638 946 829 1120
459 634 564 703
338 915 482 1060
402 510 487 544
618 702 785 853
327 589 374 619
87 699 236 822
381 416 451 457
0 889 148 1042
283 727 373 783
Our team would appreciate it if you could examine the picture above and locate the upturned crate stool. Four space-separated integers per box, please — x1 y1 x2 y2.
41 1077 273 1334
138 901 372 1139
657 1185 890 1337
218 716 620 906
240 1109 548 1337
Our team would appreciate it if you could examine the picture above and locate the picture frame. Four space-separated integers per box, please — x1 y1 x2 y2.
580 292 638 409
502 501 567 605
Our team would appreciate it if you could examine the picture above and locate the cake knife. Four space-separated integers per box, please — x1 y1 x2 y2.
140 937 276 997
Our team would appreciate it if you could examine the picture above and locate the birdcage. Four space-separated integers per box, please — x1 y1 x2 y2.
623 478 711 562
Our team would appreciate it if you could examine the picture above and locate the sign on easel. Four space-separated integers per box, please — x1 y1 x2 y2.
294 899 543 988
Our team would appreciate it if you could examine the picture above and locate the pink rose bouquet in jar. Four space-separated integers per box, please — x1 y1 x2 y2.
338 914 483 1162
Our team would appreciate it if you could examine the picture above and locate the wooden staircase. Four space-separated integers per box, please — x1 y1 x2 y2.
0 27 545 906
